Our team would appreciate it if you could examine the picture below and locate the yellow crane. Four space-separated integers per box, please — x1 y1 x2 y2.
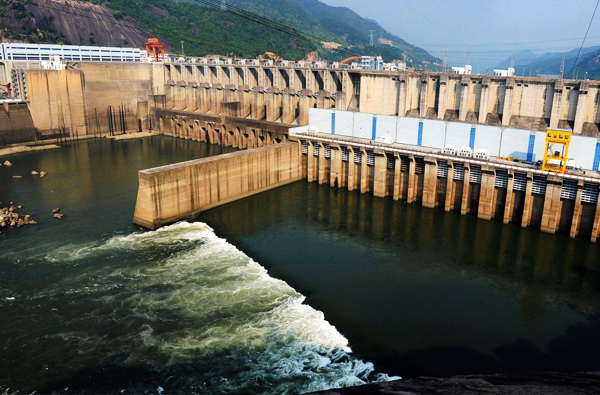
542 128 572 174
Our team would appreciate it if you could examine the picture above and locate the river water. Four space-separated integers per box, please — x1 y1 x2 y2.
1 136 600 394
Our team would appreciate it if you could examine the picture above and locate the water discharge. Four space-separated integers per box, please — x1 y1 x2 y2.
27 222 395 394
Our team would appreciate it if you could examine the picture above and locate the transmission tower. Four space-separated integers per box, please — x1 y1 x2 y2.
221 0 226 10
369 30 375 47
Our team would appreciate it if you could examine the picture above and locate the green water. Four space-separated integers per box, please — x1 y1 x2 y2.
1 136 600 394
0 137 392 394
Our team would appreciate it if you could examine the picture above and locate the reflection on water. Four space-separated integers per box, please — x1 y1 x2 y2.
0 138 393 394
200 181 600 378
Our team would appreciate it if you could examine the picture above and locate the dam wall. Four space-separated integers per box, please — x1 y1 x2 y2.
160 63 600 136
0 101 37 144
308 109 600 171
291 130 600 242
133 141 302 230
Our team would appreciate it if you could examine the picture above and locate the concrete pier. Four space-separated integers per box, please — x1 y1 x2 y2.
133 142 302 230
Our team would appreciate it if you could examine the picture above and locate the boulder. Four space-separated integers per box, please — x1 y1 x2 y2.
4 161 12 167
39 172 47 178
53 214 64 219
52 208 60 213
16 205 22 209
12 176 22 179
24 215 30 221
28 220 37 225
31 171 39 176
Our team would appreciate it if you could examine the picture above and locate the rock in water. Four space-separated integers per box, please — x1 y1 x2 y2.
52 208 60 213
39 171 47 178
17 205 22 209
31 171 39 176
4 161 12 167
53 214 64 219
12 176 22 179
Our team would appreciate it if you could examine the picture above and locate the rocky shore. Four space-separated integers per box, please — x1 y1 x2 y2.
0 204 37 233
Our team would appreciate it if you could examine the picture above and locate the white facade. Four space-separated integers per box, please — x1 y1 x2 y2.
0 43 143 63
360 56 384 71
452 65 473 75
493 67 515 77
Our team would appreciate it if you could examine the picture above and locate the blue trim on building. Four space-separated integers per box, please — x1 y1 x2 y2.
372 117 377 140
526 134 536 162
331 113 336 134
593 142 600 171
418 121 423 146
469 127 476 150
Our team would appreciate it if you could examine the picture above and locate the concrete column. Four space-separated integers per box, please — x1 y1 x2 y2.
373 151 388 198
445 162 455 212
281 89 297 124
419 76 429 118
186 83 198 111
461 166 471 215
342 71 353 111
570 181 585 238
437 75 447 120
266 88 281 122
407 156 417 204
317 91 332 109
521 173 534 228
307 142 316 183
360 149 370 194
540 175 563 234
335 92 347 111
591 198 600 243
550 80 563 129
210 83 223 115
479 76 490 124
573 81 589 134
393 155 402 201
318 142 327 185
198 83 211 113
422 157 438 208
502 78 515 126
238 85 251 118
298 90 312 126
503 171 516 224
223 84 236 103
348 148 357 192
459 75 470 122
478 166 496 220
397 74 407 117
175 81 187 111
330 144 342 188
251 87 265 120
165 81 175 108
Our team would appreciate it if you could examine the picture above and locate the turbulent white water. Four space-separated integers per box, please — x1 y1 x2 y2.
40 222 396 394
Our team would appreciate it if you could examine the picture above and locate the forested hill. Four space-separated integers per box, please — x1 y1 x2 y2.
0 0 439 65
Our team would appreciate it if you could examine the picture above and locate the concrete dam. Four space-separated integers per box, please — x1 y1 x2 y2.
3 60 600 241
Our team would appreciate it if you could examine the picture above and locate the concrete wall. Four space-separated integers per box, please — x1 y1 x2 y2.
161 63 600 135
133 142 302 229
308 108 600 171
25 69 87 137
292 132 600 243
0 102 36 144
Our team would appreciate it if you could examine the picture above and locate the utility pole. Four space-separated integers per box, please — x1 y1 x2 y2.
369 30 375 47
181 41 185 57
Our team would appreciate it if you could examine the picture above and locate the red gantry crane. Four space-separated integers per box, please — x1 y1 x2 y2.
146 38 166 62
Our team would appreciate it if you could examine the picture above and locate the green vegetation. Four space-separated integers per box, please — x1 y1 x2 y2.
101 0 438 64
0 0 70 44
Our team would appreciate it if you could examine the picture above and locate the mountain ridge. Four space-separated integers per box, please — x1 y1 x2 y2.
0 0 440 65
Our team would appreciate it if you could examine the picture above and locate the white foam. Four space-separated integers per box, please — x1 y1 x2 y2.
41 221 397 393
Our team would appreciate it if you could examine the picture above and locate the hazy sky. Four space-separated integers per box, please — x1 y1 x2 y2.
319 0 600 70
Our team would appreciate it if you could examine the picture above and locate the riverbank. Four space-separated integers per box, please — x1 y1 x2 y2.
0 144 60 157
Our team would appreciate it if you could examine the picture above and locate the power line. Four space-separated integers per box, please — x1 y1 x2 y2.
568 0 600 78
